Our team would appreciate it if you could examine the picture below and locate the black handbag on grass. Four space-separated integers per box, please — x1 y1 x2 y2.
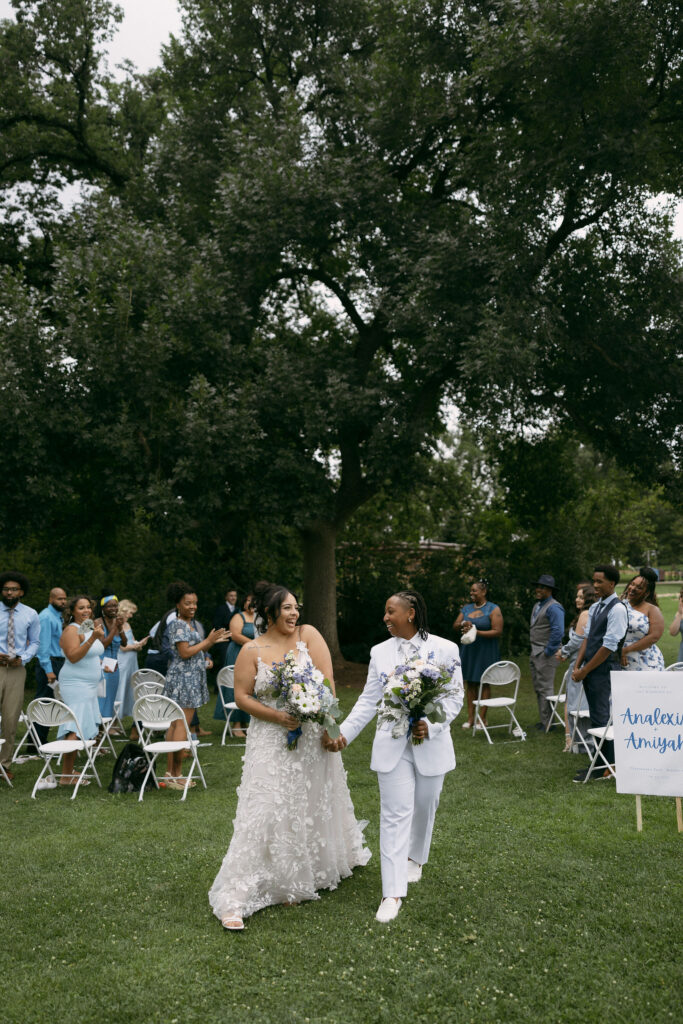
108 742 157 793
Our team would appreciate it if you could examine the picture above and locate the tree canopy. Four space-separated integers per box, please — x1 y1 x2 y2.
1 0 682 655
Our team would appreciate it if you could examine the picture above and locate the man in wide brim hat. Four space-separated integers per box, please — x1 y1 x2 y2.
529 574 564 730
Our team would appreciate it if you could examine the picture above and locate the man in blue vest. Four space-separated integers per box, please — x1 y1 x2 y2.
529 574 564 730
571 564 628 782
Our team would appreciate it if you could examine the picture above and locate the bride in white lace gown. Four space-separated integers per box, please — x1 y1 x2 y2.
208 583 371 929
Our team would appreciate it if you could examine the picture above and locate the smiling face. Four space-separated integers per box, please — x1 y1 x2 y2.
575 590 585 611
273 593 300 634
628 576 649 605
470 582 486 604
72 598 92 624
592 571 615 599
177 593 198 621
102 599 119 619
384 595 417 640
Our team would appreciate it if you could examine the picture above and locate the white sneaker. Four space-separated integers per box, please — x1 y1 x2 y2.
376 898 402 923
407 861 422 883
14 754 40 764
461 721 472 729
512 726 525 738
35 777 57 790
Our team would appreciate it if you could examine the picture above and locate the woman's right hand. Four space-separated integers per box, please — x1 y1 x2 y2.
461 621 474 634
206 627 229 646
92 626 106 643
278 710 300 730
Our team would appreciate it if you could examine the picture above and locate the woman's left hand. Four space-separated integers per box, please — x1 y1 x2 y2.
411 720 429 740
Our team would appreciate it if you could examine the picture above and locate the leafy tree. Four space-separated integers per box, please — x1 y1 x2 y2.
1 0 682 660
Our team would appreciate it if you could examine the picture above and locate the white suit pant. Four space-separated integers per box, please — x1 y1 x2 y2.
377 743 445 898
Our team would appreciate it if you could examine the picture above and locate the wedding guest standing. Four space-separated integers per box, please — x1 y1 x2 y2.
116 600 149 720
57 596 106 785
333 590 463 922
0 571 40 777
95 594 128 721
555 584 595 751
668 588 683 663
21 586 67 758
572 565 628 782
529 574 564 730
619 569 665 671
453 578 502 729
212 586 239 671
213 593 256 736
163 586 228 789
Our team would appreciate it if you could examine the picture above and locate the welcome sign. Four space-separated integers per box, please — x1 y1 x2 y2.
611 671 683 797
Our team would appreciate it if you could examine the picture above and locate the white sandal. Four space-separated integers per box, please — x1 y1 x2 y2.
222 915 244 931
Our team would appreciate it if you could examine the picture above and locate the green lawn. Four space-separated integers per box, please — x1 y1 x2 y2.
2 632 682 1024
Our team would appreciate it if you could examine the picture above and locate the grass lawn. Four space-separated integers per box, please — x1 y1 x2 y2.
2 625 682 1024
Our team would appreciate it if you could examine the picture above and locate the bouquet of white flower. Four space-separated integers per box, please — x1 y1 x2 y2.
377 651 457 745
265 650 341 750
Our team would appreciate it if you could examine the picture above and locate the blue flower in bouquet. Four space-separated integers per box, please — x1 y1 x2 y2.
261 650 342 750
377 651 456 745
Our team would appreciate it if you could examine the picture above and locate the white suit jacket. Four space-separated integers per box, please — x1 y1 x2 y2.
340 633 464 776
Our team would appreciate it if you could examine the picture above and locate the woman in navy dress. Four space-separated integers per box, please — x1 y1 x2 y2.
453 579 503 729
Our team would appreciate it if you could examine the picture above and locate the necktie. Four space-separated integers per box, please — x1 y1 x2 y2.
7 607 16 658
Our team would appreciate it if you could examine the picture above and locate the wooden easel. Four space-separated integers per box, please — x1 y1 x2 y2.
635 795 683 832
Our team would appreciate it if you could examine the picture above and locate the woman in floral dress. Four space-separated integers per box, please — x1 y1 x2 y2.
163 586 228 790
620 568 665 671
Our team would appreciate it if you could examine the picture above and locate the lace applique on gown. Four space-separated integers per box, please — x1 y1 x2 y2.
208 641 371 921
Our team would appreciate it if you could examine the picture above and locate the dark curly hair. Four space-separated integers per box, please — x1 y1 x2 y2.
0 570 30 596
253 581 299 627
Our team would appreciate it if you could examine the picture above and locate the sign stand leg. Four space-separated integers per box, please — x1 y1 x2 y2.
676 797 682 834
635 794 642 832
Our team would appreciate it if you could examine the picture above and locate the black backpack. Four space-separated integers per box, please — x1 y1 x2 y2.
108 742 157 793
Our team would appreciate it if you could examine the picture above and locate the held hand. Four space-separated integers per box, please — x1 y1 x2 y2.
411 720 429 740
47 672 56 683
137 636 149 649
460 621 474 634
554 650 563 661
278 710 300 731
620 650 628 667
572 667 583 682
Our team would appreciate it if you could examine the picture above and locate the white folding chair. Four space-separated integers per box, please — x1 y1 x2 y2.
568 682 596 756
665 661 683 671
583 713 615 782
132 695 206 802
131 668 166 689
545 669 567 733
216 666 247 746
26 698 102 799
11 710 40 763
472 661 525 743
0 717 13 787
131 679 168 742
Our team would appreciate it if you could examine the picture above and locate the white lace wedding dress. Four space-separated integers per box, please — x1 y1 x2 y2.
209 641 371 922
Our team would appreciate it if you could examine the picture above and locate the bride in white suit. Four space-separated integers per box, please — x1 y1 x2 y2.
326 590 463 922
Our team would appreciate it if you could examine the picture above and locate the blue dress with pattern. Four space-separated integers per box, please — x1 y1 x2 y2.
163 618 209 708
620 606 665 671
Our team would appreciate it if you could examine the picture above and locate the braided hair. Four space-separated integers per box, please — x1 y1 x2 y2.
393 590 429 640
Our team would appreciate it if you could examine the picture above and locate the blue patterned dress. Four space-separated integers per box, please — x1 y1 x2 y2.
163 619 209 708
620 606 665 671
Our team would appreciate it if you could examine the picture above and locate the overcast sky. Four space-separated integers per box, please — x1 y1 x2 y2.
1 0 681 235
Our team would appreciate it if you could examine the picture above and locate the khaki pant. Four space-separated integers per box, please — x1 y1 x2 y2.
0 663 26 765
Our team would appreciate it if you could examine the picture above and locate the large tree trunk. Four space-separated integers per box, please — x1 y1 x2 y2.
300 519 344 667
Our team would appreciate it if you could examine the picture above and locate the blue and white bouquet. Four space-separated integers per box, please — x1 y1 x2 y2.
265 650 342 750
377 651 456 745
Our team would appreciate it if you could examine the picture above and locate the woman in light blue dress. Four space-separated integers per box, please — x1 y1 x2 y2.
556 584 595 751
95 595 129 719
162 586 229 789
57 595 106 786
116 600 149 719
619 570 665 671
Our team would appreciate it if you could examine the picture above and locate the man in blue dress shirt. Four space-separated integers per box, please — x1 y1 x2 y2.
529 574 565 730
571 565 628 782
0 571 40 776
19 586 67 759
